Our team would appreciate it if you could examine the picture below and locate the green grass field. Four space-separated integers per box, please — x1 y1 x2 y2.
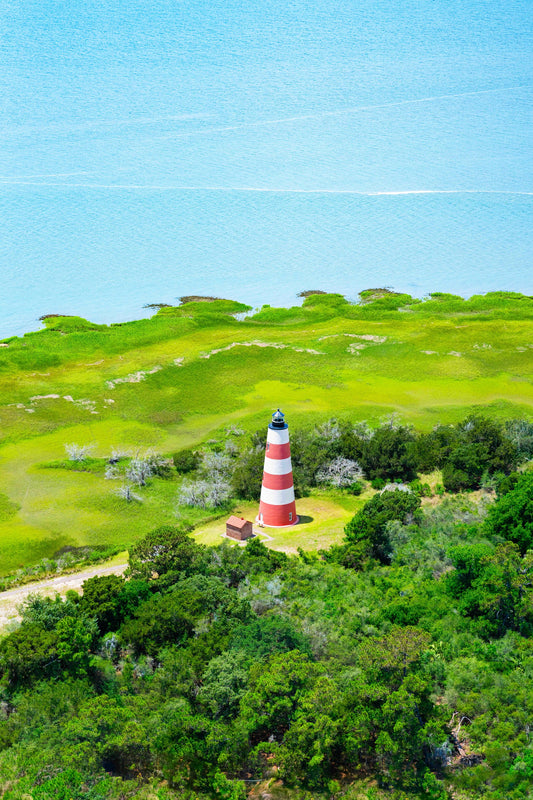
1 290 532 575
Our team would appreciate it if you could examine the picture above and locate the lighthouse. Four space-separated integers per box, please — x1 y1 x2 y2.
257 409 298 527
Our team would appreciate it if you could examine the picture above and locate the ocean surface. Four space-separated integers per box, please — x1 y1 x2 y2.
1 0 532 338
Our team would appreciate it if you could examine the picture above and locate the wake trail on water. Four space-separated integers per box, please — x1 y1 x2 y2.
0 171 93 180
153 84 532 141
2 85 529 143
1 114 213 139
0 183 532 196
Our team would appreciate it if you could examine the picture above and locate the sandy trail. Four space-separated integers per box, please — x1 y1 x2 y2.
0 562 128 631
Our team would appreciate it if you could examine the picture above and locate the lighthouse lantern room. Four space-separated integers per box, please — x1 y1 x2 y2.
257 409 298 527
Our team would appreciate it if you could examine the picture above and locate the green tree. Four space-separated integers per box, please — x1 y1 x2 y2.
79 574 125 634
230 614 310 659
446 543 495 597
173 448 200 473
475 543 533 636
31 769 113 800
442 443 485 492
211 770 247 800
485 471 533 554
358 424 418 483
276 674 342 788
414 425 457 473
290 429 337 488
115 578 151 618
56 615 98 677
18 592 78 630
240 650 319 742
0 623 59 689
148 696 212 787
358 626 431 689
240 536 289 575
198 650 249 720
62 694 151 777
343 489 421 564
230 447 265 501
121 575 249 656
120 590 197 656
127 524 203 584
442 415 518 492
447 541 533 637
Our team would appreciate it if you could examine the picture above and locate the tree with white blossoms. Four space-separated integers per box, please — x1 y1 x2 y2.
106 452 172 485
177 479 230 509
126 457 154 487
107 451 173 506
316 456 363 488
316 418 341 442
105 458 151 484
64 443 95 462
176 450 233 508
114 484 142 503
201 451 232 480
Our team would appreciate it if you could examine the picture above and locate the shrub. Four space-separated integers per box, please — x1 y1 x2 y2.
173 448 200 473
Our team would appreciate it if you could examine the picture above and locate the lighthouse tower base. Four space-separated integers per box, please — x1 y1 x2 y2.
256 512 299 529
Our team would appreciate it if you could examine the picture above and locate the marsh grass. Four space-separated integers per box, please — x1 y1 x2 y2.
0 291 532 574
38 457 108 474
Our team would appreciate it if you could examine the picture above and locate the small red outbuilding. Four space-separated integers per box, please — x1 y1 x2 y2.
226 516 254 541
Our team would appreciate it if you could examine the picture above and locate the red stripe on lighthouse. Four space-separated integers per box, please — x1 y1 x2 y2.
266 442 291 459
262 472 295 490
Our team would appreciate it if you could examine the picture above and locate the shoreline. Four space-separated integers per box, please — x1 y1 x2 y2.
2 288 532 343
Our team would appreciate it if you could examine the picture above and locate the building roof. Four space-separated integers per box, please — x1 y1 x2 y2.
226 515 251 529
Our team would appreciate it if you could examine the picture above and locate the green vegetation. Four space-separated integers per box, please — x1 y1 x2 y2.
1 287 532 799
1 291 533 576
2 478 533 799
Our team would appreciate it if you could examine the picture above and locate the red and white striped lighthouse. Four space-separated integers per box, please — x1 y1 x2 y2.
257 409 298 527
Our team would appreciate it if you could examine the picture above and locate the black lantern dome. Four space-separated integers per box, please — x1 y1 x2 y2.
269 408 288 430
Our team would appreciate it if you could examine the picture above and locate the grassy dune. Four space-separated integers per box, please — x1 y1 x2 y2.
1 290 532 574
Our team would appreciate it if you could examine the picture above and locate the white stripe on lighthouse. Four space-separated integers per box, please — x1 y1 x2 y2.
263 456 293 475
266 428 290 445
259 486 295 505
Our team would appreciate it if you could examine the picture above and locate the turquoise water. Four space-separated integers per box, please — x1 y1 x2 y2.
1 0 532 337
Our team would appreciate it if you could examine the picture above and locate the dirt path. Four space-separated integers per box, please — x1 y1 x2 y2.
0 561 128 632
